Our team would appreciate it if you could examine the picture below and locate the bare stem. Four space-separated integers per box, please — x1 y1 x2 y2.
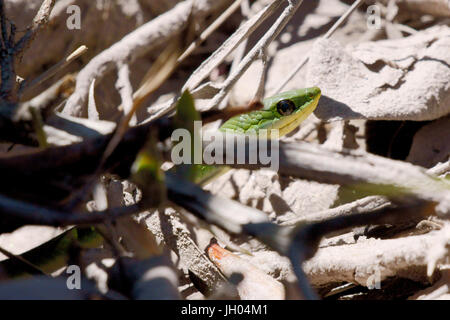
273 0 365 94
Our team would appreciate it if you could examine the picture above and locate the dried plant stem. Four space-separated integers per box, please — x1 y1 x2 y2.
253 48 269 102
0 193 142 230
428 160 450 177
178 0 246 63
87 78 99 120
183 0 283 91
114 64 134 124
303 226 449 287
14 0 55 60
144 0 284 121
63 0 231 116
281 196 391 226
273 0 365 94
201 137 450 214
21 45 87 97
205 0 305 110
0 245 48 276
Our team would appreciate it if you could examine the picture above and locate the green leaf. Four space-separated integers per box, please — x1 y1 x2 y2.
131 131 166 208
171 90 203 176
173 89 201 133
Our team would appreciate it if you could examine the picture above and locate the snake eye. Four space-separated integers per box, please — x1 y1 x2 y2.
276 99 295 116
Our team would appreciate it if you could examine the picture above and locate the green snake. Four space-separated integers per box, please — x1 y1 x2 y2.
0 87 321 278
220 87 321 136
182 87 322 185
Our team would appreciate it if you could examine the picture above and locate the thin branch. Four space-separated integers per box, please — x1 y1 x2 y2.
303 225 450 287
205 0 305 111
166 171 269 234
100 38 182 171
87 78 99 120
0 0 17 101
291 118 321 141
0 194 144 231
57 38 182 209
166 171 435 299
428 160 450 177
183 0 283 92
0 245 49 276
280 196 391 226
199 137 450 213
253 48 268 102
7 20 15 47
143 0 284 123
115 63 135 125
15 74 76 122
166 172 317 299
0 0 56 144
14 0 56 58
273 0 365 94
62 0 230 116
0 0 8 48
20 45 87 96
178 0 246 63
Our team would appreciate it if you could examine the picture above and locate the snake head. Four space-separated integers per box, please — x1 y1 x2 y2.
220 87 321 137
262 87 321 137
